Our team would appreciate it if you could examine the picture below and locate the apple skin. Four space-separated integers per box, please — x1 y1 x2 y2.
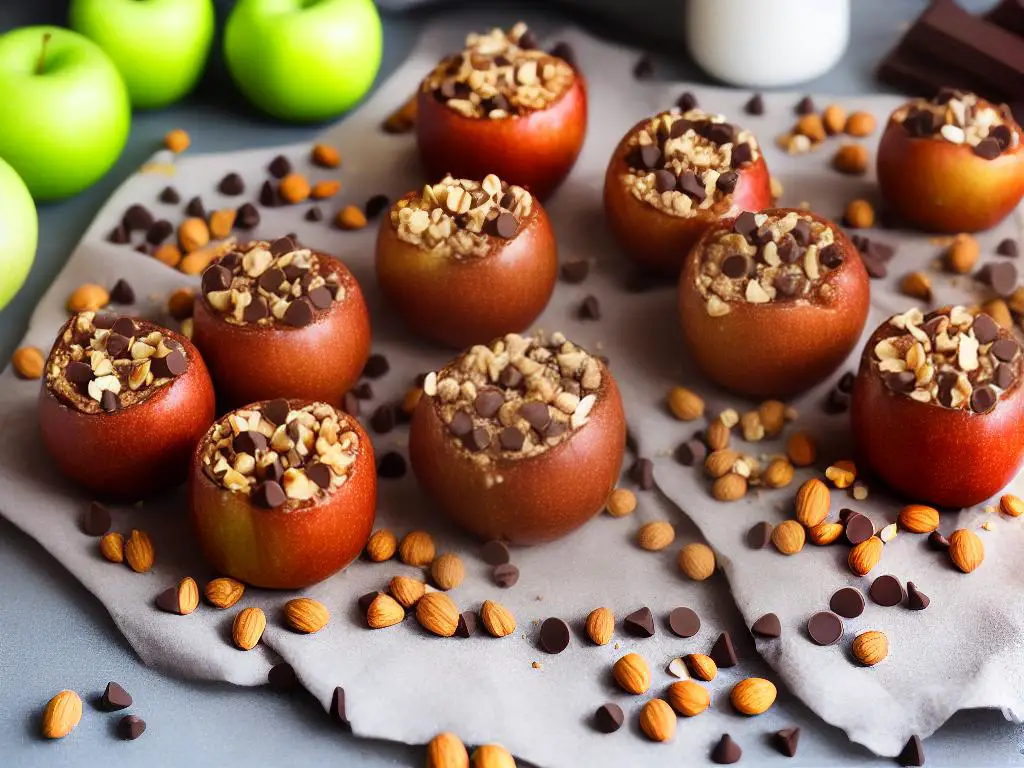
69 0 215 110
678 209 870 399
375 194 558 348
189 401 376 589
0 26 131 201
876 110 1024 233
604 116 773 274
416 74 587 200
0 157 37 311
224 0 382 122
38 322 215 501
191 253 370 410
851 312 1024 509
409 365 625 545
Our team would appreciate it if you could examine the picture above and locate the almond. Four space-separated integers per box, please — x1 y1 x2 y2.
845 198 875 229
637 520 675 551
416 592 459 636
154 244 182 268
897 504 940 533
480 599 516 637
365 529 397 561
667 386 704 420
382 95 417 133
832 143 869 175
585 607 614 645
983 298 1013 330
771 520 806 555
848 536 883 576
677 542 716 581
758 400 786 437
67 283 109 313
167 287 195 320
667 680 710 717
795 478 830 527
730 677 777 715
705 449 740 478
852 630 888 666
605 488 636 517
613 652 651 694
367 593 405 629
822 104 847 135
11 346 44 379
949 528 984 573
785 431 816 467
164 129 190 153
684 653 717 681
41 690 83 739
232 606 266 650
124 529 155 573
279 173 311 204
1000 494 1024 518
174 577 200 615
179 245 216 275
946 233 979 274
808 521 844 545
427 732 469 768
705 419 731 450
712 472 747 501
824 460 856 489
390 575 426 608
401 387 423 415
471 744 514 768
762 458 794 489
335 205 368 230
208 208 236 239
284 597 330 633
431 553 465 590
311 180 341 200
845 111 877 137
204 577 244 609
399 530 435 566
311 143 341 168
796 113 826 143
100 532 125 563
640 698 676 742
900 271 932 301
178 217 210 253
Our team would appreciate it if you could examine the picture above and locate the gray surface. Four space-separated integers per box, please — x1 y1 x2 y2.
2 1 1021 766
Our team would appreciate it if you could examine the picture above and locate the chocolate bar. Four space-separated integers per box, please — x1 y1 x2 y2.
988 0 1024 36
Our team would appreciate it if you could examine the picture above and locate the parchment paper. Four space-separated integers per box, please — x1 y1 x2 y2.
2 22 1023 765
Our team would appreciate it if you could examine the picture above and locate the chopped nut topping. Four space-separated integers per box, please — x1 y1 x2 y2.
46 312 189 414
200 400 360 507
199 237 346 328
421 23 574 119
871 307 1022 413
694 210 840 315
621 110 761 218
390 174 533 259
893 90 1020 159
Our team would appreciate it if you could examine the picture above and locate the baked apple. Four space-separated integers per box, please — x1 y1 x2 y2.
678 208 869 398
38 311 214 500
189 398 376 589
409 332 626 545
190 237 370 409
415 22 586 200
604 109 772 274
375 174 557 348
877 90 1024 233
852 306 1024 508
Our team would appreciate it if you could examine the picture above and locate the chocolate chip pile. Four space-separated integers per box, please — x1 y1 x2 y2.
390 174 532 259
872 306 1022 413
46 312 188 414
894 89 1020 160
422 23 575 119
622 110 761 217
423 332 603 472
695 211 841 316
201 399 360 507
200 237 345 328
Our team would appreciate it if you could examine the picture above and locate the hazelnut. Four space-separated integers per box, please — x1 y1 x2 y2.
822 104 847 135
832 144 869 175
945 234 980 274
844 199 875 229
845 111 877 137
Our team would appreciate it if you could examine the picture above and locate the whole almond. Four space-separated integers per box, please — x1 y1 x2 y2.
232 606 267 650
311 180 341 200
179 245 215 275
845 111 877 137
712 473 748 501
284 597 330 633
900 271 932 301
983 298 1013 329
311 143 341 168
949 528 984 573
11 346 44 379
365 529 397 562
1000 494 1024 518
613 652 651 694
176 577 200 615
399 530 435 566
785 431 817 467
167 287 195 320
637 521 675 551
204 577 244 609
427 732 469 768
667 680 710 717
279 173 311 204
731 677 777 715
100 532 125 563
367 593 405 629
852 630 888 666
480 600 516 637
796 113 826 143
762 458 795 489
154 244 182 268
677 542 716 581
336 205 368 230
416 591 459 636
808 522 844 545
795 478 830 527
471 744 514 768
606 488 637 517
898 504 940 533
640 698 676 742
178 217 210 253
946 233 979 274
706 419 730 450
848 536 883 576
124 529 155 573
208 208 237 239
67 283 109 313
390 575 426 608
772 520 806 555
164 128 190 152
667 386 704 420
845 198 875 229
585 607 614 645
832 143 869 175
705 449 740 478
431 553 465 590
758 400 786 437
822 104 847 134
41 690 83 739
685 653 717 681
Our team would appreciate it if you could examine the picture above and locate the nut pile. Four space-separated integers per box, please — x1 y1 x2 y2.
696 211 841 316
421 23 575 119
46 312 189 414
390 174 532 259
893 89 1020 159
199 237 345 328
622 109 761 217
871 307 1021 413
200 399 360 507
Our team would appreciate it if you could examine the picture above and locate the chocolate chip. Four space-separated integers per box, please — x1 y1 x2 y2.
733 211 758 238
489 211 519 239
66 361 94 387
676 91 698 111
448 410 473 438
218 172 245 195
898 735 925 767
104 333 129 360
819 244 844 269
844 513 874 545
263 398 290 426
986 261 1018 296
92 312 116 329
560 259 589 283
298 206 322 223
268 154 292 178
716 171 739 193
794 95 815 114
630 458 654 490
519 402 550 432
185 196 206 218
774 727 800 758
624 607 655 638
992 338 1019 362
109 279 136 305
747 521 772 549
493 563 519 588
330 687 348 726
201 264 232 295
122 204 154 232
549 40 576 69
237 202 260 229
155 586 182 613
751 612 781 638
776 238 799 266
744 93 764 115
807 611 843 645
463 427 491 453
258 180 280 207
77 502 111 538
306 463 331 490
151 349 187 378
118 715 146 741
774 274 803 298
102 682 133 711
731 142 753 168
100 390 120 412
357 591 379 613
108 224 129 244
824 387 851 414
971 382 999 412
594 702 624 733
474 389 504 418
253 480 286 508
901 582 930 613
283 297 314 328
159 186 180 204
579 295 601 320
677 170 706 201
637 144 661 170
973 137 1002 160
991 124 1012 149
367 405 394 434
972 313 1000 344
997 238 1019 258
668 606 700 638
674 438 707 466
928 530 950 550
884 370 917 395
234 430 268 455
377 451 407 479
710 631 737 666
669 118 692 139
498 426 525 452
711 734 742 765
268 662 299 692
478 541 510 568
146 219 173 245
362 353 389 379
721 253 750 278
869 574 904 607
456 611 478 637
995 363 1014 390
633 55 653 79
653 169 676 193
539 617 571 654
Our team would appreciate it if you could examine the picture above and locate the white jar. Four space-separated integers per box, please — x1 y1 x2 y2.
685 0 850 88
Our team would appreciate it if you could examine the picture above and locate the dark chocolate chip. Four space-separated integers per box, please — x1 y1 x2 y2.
721 253 749 278
838 372 855 392
284 298 314 328
118 715 146 741
481 540 511 566
549 40 576 69
560 259 589 284
493 563 519 588
716 171 739 193
774 727 800 758
256 267 285 294
519 402 551 432
304 206 324 222
744 93 764 115
146 219 173 245
819 243 844 268
268 154 292 179
159 186 180 204
579 295 601 320
234 430 268 455
263 398 290 426
972 313 1000 344
268 662 299 692
100 390 120 412
669 118 692 139
542 420 567 440
995 363 1015 390
66 361 94 386
733 211 758 238
261 458 285 484
653 169 676 193
973 137 1002 160
630 458 654 490
707 122 737 147
105 333 130 360
677 170 706 201
219 251 241 271
186 196 206 218
240 294 267 323
362 354 389 379
539 617 571 654
108 224 129 244
377 451 407 479
774 274 802 297
474 389 504 418
884 370 917 395
794 95 815 114
991 124 1012 149
594 702 624 733
269 236 296 257
791 219 811 246
498 365 524 389
747 521 772 549
624 607 655 638
824 387 851 414
711 734 742 765
668 606 700 638
674 438 706 466
491 211 519 239
122 204 154 232
456 611 478 637
638 144 661 170
676 91 698 111
80 502 112 537
751 612 782 638
710 631 737 667
448 410 473 438
991 338 1019 362
110 317 137 339
907 582 930 611
330 687 348 726
777 238 801 264
151 349 187 378
844 513 874 545
369 405 395 434
731 142 753 168
517 29 539 49
997 238 1019 258
869 574 904 607
102 682 133 711
259 180 280 207
898 735 925 767
499 427 525 452
155 586 182 614
253 480 286 508
928 530 950 550
987 261 1018 296
861 252 890 278
92 312 116 329
357 591 379 613
970 385 997 413
306 285 334 311
463 427 491 453
306 463 332 490
218 172 245 196
633 55 653 79
109 279 135 305
202 264 232 294
807 611 843 646
236 203 260 229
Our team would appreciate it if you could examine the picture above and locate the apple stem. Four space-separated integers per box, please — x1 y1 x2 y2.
36 33 52 76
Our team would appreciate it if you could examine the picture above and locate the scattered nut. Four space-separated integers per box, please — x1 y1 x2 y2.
232 606 267 650
983 299 1013 330
389 575 426 608
822 104 847 135
832 144 869 175
762 458 795 488
706 419 731 450
208 208 237 239
845 199 875 229
382 95 417 133
41 690 83 739
279 173 311 204
124 529 155 573
335 205 368 230
808 521 844 545
427 732 469 768
900 271 932 301
848 536 883 576
167 287 195 320
758 400 786 437
154 244 182 268
772 520 806 555
480 599 516 637
164 129 190 153
946 233 980 274
785 431 816 467
284 597 330 633
677 542 716 581
667 680 710 717
897 504 940 533
795 478 830 527
613 652 651 694
204 577 244 609
740 410 765 441
100 532 125 563
852 630 888 666
585 607 614 645
367 593 405 629
639 698 676 742
606 488 637 517
685 653 717 681
705 449 740 478
845 111 877 137
431 553 466 590
178 217 210 253
11 346 44 379
796 114 826 143
67 283 109 313
311 180 341 200
667 386 704 420
712 473 748 501
366 529 398 562
824 460 856 489
311 143 341 168
731 677 777 715
637 521 675 551
949 528 984 573
416 591 459 636
1000 494 1024 518
399 530 435 566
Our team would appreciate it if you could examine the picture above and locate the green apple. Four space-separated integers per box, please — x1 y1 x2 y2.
0 26 131 201
0 157 38 311
70 0 215 110
225 0 382 122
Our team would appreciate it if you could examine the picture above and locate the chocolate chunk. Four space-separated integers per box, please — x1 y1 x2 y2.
109 279 135 305
676 91 698 111
156 586 182 613
463 427 491 453
146 219 173 245
579 295 601 320
674 438 706 466
490 211 519 239
108 224 129 244
100 390 120 412
668 606 701 638
992 123 1013 148
159 186 180 204
493 563 519 588
80 501 112 537
151 349 186 378
905 581 931 611
638 144 661 170
751 612 782 638
369 405 395 434
773 274 801 298
539 617 571 654
218 172 245 195
807 611 843 646
987 261 1018 296
716 171 739 193
499 427 525 452
710 631 737 667
236 202 260 229
105 333 130 360
884 371 917 395
669 118 692 139
254 268 284 295
234 430 268 455
788 218 809 245
481 540 510 566
898 735 925 767
869 574 904 607
845 512 874 545
928 530 950 550
730 142 753 168
330 687 348 726
357 591 379 613
971 385 997 413
774 727 800 758
519 402 550 432
92 312 116 329
677 170 706 201
268 662 299 692
498 365 524 389
549 41 576 69
448 410 473 438
219 251 241 271
938 372 958 407
861 251 889 278
474 389 504 418
747 521 772 549
306 463 332 490
110 317 137 339
992 338 1019 362
721 253 750 278
284 298 314 328
711 734 742 765
517 29 539 49
824 387 851 414
624 607 655 638
997 238 1019 258
974 138 1002 160
560 259 589 283
362 353 390 379
653 169 676 193
260 459 284 485
118 715 146 741
102 682 133 711
594 702 624 733
630 458 654 490
66 361 94 386
306 285 335 311
706 122 736 146
776 238 797 267
263 398 290 426
744 93 764 115
253 480 286 508
794 96 815 114
995 363 1015 390
268 154 292 178
123 204 154 232
733 211 758 238
819 243 844 268
377 451 407 479
202 264 233 294
186 196 206 218
972 313 1000 344
456 611 478 637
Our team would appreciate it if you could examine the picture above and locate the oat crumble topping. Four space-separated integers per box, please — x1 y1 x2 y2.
46 312 189 414
622 110 761 218
871 306 1022 413
201 399 360 508
200 237 345 328
421 23 575 119
695 210 841 317
894 90 1020 159
391 174 533 259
